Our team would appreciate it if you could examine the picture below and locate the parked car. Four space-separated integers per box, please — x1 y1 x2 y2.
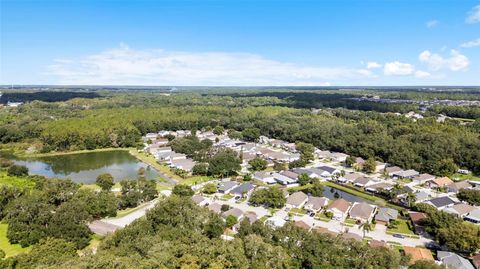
309 212 316 217
392 234 405 239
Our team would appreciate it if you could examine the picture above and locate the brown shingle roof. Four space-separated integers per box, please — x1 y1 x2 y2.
430 177 454 187
327 198 351 213
294 220 311 230
409 212 427 224
403 246 434 264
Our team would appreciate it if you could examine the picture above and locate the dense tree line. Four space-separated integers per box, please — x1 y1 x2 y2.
429 105 480 120
3 195 417 268
0 91 100 104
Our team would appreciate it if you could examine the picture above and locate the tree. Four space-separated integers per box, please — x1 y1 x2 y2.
363 158 376 174
72 189 118 218
273 162 288 171
296 142 315 163
359 221 373 238
225 215 238 228
221 204 230 212
227 130 243 140
302 181 324 197
297 173 311 186
172 184 194 197
249 187 286 208
409 260 443 269
406 192 417 208
96 173 115 191
7 165 28 176
457 189 480 206
213 126 225 135
345 156 356 167
248 157 268 171
11 238 77 268
192 163 209 176
204 215 225 238
241 128 261 142
207 148 241 177
288 159 307 169
202 183 217 194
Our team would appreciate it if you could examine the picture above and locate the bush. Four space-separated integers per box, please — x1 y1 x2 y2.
7 165 28 176
324 211 333 219
202 183 217 194
192 163 209 176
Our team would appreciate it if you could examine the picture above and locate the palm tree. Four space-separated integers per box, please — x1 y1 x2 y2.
406 192 417 208
359 221 373 238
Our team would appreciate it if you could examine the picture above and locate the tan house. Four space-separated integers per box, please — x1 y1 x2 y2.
286 191 308 209
348 202 376 223
304 197 329 212
403 246 434 264
326 198 351 220
427 177 454 188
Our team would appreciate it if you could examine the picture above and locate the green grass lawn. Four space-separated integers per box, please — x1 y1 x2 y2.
0 223 31 257
315 213 332 222
386 219 414 235
452 173 480 182
0 170 35 189
220 194 234 200
289 208 307 215
344 218 357 225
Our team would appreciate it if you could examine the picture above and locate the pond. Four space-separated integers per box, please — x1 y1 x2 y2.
1 150 159 184
322 186 370 204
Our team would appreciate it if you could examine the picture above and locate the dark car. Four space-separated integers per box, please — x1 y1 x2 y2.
392 234 405 239
309 212 316 217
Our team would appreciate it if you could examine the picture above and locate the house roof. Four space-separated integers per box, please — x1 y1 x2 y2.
281 170 299 179
375 207 398 222
313 227 338 236
430 177 454 187
366 182 393 191
470 254 480 269
244 212 258 223
447 181 472 191
369 240 388 248
341 232 362 241
305 197 329 210
349 202 375 220
465 209 480 221
192 195 205 205
327 198 351 213
438 251 475 269
427 196 456 208
444 203 476 216
222 208 244 219
286 192 308 207
208 203 222 214
231 183 255 195
253 171 273 180
294 220 311 230
409 212 427 223
403 247 434 264
317 166 337 174
353 177 372 186
393 169 419 178
218 181 238 192
413 173 435 182
344 173 363 181
385 166 402 173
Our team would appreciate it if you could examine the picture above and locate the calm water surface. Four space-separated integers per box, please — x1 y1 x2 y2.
2 150 159 184
322 186 369 204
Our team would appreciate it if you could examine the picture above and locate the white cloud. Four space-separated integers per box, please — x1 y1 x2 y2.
47 44 375 86
461 38 480 48
366 61 382 69
415 70 431 78
383 61 415 76
419 50 470 71
466 5 480 23
426 20 439 28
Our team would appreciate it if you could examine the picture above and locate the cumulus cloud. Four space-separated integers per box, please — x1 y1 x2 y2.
466 5 480 23
383 61 415 76
414 70 431 78
366 61 382 69
426 20 439 28
461 38 480 48
46 44 374 86
419 50 470 71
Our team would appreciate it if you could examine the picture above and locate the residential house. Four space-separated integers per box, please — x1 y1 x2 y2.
316 150 333 160
266 216 286 228
170 158 196 172
208 203 222 214
341 232 362 241
464 209 480 224
253 171 276 184
282 142 297 153
230 183 255 197
369 240 389 248
281 170 299 180
353 157 365 169
385 166 403 176
403 246 435 265
273 172 297 185
437 251 475 269
471 254 480 269
341 172 363 183
353 177 373 188
414 191 431 203
427 177 454 188
192 195 208 206
243 212 258 224
294 220 311 230
304 197 329 212
168 152 187 161
426 196 456 210
392 169 419 179
365 182 394 193
409 211 428 235
218 181 239 194
286 191 308 209
349 202 376 223
145 133 158 141
443 203 476 218
317 166 340 177
375 161 387 173
375 208 398 225
331 152 348 162
327 198 352 221
446 181 472 193
222 208 244 220
412 173 436 185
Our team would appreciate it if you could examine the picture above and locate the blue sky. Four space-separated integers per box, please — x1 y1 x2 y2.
1 0 479 86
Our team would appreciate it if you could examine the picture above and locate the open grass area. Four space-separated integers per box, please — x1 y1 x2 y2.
344 218 357 225
20 147 131 158
0 170 35 189
0 223 31 257
289 208 307 215
315 212 332 222
220 194 234 201
386 219 414 235
452 173 480 182
181 176 214 186
109 201 153 219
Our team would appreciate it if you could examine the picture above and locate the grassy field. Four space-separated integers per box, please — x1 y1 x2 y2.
0 223 31 257
18 147 131 158
0 170 35 189
452 173 480 182
386 219 415 235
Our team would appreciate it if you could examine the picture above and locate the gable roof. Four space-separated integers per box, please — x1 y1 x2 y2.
447 181 472 191
409 212 427 223
305 197 329 210
438 251 475 269
430 177 454 187
192 195 205 205
375 207 398 222
349 202 375 220
427 196 456 208
281 170 299 179
403 247 434 264
327 198 351 213
344 173 363 181
218 181 238 192
444 203 476 216
317 166 337 174
222 208 244 219
208 203 222 214
413 173 435 182
385 166 402 174
286 191 308 207
353 177 372 186
231 183 255 195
